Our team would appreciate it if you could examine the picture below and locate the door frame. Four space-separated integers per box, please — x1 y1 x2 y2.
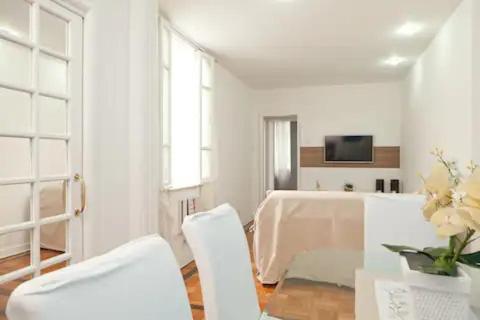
258 114 301 203
53 0 90 260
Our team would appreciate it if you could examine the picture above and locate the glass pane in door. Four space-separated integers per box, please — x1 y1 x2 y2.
0 0 30 40
0 87 31 133
39 9 67 54
0 184 32 228
40 221 66 260
40 261 66 275
39 139 67 176
0 230 31 276
39 54 67 95
39 181 66 218
39 96 67 135
0 137 31 179
0 39 31 87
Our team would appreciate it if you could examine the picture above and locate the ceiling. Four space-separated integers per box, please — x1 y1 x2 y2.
158 0 462 89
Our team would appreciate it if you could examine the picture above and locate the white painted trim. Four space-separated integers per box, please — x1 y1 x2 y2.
148 8 161 235
0 222 35 236
0 177 36 186
40 252 71 268
40 46 71 61
0 266 35 284
40 213 72 225
0 81 35 94
0 31 35 48
50 0 91 16
159 18 172 187
0 132 69 141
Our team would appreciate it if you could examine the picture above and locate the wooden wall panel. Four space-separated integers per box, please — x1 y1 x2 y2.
300 146 400 168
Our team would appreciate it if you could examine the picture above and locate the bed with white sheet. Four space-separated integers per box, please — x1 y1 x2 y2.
253 190 365 284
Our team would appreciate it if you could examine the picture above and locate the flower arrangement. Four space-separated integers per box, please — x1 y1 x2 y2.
384 149 480 276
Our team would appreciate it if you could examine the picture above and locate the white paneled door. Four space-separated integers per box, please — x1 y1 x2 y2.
0 0 84 284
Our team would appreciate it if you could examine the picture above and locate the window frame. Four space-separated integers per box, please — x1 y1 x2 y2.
160 18 214 190
160 19 172 188
200 54 214 184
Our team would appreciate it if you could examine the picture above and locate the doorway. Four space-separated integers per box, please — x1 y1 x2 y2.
0 0 84 315
263 116 298 196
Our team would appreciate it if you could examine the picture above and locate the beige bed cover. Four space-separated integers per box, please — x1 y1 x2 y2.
253 191 365 284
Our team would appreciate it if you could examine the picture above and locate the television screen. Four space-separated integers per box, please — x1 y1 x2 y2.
325 135 373 162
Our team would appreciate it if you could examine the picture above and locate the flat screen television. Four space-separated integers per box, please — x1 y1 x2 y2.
324 135 373 163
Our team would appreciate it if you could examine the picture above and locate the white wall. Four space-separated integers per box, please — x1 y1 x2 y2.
253 82 402 196
473 0 480 164
213 65 256 224
84 0 160 258
402 0 474 192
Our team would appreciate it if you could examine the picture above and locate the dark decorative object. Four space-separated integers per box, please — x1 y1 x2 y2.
375 179 384 193
343 183 354 192
390 179 400 193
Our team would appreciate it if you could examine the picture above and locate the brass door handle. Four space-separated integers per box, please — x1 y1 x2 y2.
74 173 86 216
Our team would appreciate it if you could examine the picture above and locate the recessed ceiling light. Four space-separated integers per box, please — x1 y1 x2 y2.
383 56 407 67
396 22 423 37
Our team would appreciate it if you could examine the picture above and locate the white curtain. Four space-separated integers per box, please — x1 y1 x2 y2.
273 121 292 188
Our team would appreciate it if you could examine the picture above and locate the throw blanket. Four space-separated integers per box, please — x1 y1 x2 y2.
253 191 365 284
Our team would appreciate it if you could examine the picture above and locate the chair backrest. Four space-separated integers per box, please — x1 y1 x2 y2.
182 204 260 320
7 235 192 320
364 194 446 252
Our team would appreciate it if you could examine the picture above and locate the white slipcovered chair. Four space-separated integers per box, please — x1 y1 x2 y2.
364 194 446 253
7 235 193 320
182 203 261 320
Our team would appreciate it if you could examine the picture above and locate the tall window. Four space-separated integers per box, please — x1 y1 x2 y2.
161 20 214 189
200 57 213 181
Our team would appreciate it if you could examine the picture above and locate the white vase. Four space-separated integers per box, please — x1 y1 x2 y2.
400 256 472 320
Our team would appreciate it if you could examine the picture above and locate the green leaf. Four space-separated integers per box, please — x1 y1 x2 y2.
458 251 480 268
423 247 450 258
382 244 422 253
